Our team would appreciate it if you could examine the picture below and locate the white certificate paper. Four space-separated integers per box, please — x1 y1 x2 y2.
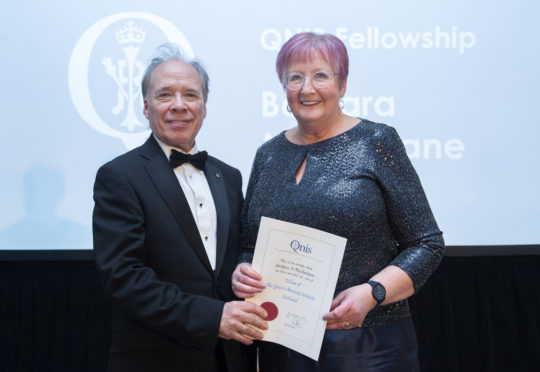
247 217 346 360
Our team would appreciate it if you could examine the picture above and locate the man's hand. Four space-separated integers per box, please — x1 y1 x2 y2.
218 301 268 345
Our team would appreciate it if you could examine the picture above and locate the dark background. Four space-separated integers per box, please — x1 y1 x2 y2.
1 246 539 372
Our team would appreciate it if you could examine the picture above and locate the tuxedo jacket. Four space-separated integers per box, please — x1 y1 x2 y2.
93 135 250 372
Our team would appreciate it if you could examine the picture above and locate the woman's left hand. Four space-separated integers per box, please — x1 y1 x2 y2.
322 284 377 330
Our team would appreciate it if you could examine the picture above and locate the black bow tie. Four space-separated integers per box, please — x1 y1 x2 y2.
169 149 208 171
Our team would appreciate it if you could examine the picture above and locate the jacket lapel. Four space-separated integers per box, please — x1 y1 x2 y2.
205 160 230 276
140 136 214 275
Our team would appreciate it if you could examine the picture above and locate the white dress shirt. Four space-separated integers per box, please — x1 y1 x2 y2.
154 136 218 270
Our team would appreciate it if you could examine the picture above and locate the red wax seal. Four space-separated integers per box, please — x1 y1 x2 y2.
261 302 279 321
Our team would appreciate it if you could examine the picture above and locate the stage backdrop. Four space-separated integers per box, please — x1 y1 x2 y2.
0 0 538 249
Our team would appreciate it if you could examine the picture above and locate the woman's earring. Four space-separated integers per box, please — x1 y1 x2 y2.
287 105 292 113
339 99 345 111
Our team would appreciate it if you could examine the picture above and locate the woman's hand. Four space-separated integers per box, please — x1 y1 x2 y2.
323 266 415 329
322 284 377 329
232 263 266 299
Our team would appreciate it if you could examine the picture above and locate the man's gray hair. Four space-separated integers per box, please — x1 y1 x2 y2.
141 43 210 102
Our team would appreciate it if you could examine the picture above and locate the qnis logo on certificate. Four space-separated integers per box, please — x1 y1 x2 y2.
290 240 312 254
68 12 194 149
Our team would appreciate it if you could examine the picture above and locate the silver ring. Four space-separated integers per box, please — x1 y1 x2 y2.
241 323 246 332
343 321 351 328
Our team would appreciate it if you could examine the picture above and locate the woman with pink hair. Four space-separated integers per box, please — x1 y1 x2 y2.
232 32 444 371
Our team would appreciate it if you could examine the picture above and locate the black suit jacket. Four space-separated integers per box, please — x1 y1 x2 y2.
93 135 250 372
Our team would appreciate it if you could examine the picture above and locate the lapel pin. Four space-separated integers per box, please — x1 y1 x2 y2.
216 173 221 178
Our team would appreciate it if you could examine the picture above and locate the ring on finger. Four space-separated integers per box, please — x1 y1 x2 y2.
343 321 351 328
241 323 246 333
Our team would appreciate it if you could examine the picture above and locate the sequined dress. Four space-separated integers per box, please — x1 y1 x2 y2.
239 119 445 327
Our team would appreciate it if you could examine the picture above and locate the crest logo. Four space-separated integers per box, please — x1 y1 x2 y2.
68 12 194 149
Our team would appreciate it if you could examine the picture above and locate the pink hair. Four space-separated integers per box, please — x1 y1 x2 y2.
276 32 349 88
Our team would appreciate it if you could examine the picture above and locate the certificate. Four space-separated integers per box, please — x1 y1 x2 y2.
246 217 346 360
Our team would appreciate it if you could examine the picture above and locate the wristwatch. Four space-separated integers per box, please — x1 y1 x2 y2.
367 280 386 306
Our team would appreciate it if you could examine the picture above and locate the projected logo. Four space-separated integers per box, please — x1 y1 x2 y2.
68 12 194 149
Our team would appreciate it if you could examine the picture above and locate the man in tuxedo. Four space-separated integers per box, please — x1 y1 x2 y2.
93 43 268 372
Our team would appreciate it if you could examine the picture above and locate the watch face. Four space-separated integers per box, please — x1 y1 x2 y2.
373 284 385 302
369 281 386 304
